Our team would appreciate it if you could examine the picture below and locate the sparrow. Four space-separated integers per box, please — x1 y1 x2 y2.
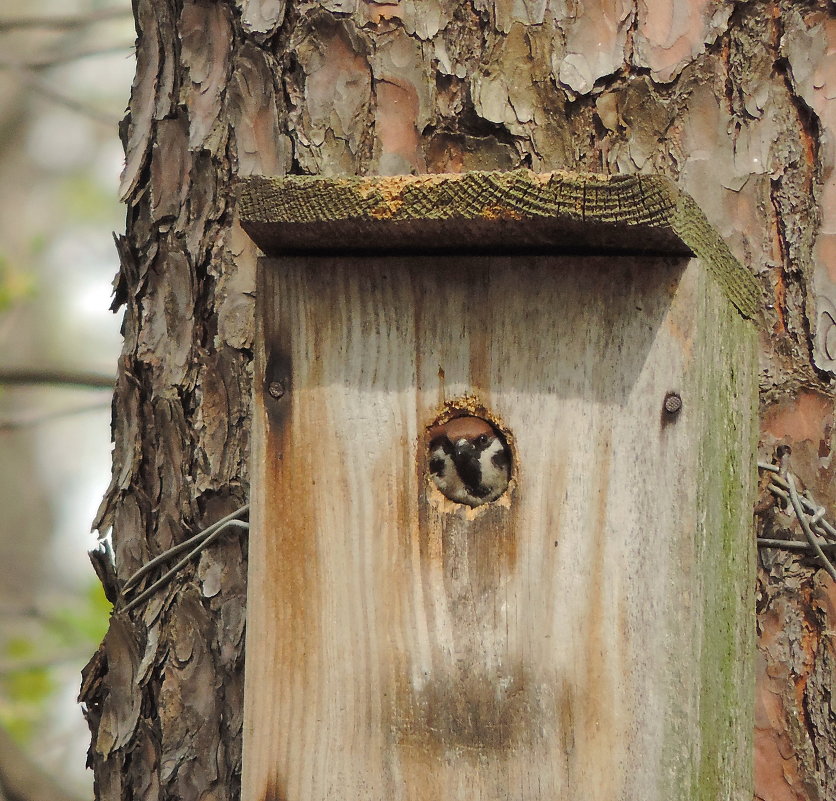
427 416 511 507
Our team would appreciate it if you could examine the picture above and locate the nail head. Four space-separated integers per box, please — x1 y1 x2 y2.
663 392 682 415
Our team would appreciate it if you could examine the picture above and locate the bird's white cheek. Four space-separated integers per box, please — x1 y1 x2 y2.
478 442 511 501
429 453 473 504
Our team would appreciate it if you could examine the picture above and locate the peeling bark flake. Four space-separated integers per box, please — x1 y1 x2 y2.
94 616 142 758
120 0 177 201
237 0 285 37
557 0 633 95
180 0 232 153
634 0 733 83
228 43 291 176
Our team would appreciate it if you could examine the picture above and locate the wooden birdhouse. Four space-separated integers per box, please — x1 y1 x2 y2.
238 170 759 801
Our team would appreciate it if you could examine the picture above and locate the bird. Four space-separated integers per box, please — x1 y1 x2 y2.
427 416 511 507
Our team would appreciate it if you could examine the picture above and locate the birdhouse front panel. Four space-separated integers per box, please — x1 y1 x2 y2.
243 245 756 801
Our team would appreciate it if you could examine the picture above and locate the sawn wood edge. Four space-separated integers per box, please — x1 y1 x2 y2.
238 169 761 322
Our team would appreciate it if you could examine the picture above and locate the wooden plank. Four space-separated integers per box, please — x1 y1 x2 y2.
243 253 756 801
237 169 762 322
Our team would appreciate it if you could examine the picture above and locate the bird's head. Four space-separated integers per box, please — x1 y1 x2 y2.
427 415 511 506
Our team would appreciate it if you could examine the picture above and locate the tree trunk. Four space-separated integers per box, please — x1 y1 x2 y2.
83 1 836 799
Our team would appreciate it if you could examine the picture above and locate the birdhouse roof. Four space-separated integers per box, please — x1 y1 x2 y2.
238 169 760 322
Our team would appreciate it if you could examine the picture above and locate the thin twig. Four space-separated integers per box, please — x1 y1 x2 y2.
122 505 250 593
0 648 96 674
0 368 113 389
0 43 134 70
0 7 133 32
0 400 110 430
777 446 791 480
758 538 836 554
809 506 827 524
761 467 836 541
121 520 249 614
786 473 836 583
13 67 119 125
768 482 789 501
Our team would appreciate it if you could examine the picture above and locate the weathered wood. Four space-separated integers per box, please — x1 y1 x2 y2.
244 252 756 801
238 170 762 322
85 3 836 799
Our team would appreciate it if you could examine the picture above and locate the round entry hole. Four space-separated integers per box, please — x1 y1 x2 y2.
427 415 512 507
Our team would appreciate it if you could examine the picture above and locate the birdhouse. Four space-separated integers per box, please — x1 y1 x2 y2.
238 170 759 801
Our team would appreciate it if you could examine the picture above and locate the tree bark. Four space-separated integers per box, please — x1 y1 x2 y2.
83 1 836 799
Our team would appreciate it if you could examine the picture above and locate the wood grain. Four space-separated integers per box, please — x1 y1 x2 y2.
237 170 761 322
243 253 756 801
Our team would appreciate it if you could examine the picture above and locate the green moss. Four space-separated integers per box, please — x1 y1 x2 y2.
687 274 756 800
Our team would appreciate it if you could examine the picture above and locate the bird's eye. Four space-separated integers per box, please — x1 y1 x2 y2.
476 434 489 446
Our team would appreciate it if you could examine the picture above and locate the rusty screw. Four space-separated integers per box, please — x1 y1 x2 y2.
268 381 285 399
663 392 682 415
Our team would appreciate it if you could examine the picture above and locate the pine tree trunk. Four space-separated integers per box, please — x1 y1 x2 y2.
83 2 836 799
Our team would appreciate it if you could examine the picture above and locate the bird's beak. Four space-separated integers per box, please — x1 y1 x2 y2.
453 439 477 460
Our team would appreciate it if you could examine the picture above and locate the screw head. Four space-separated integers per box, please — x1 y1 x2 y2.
663 392 682 415
268 381 285 399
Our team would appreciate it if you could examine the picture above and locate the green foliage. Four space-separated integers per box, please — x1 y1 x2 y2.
44 581 111 645
0 579 111 743
1 637 55 741
59 172 118 223
0 251 36 312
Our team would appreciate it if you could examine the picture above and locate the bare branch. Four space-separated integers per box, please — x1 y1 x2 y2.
0 648 96 675
0 44 134 71
786 472 836 583
758 460 836 540
13 69 118 126
0 368 113 389
758 538 836 554
0 400 110 430
0 7 132 33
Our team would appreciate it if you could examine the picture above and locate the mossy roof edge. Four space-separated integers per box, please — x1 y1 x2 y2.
238 169 761 322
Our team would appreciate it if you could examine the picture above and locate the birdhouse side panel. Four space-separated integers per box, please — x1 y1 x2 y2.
681 264 757 801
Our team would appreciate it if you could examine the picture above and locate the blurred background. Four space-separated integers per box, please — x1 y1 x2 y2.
0 0 134 797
